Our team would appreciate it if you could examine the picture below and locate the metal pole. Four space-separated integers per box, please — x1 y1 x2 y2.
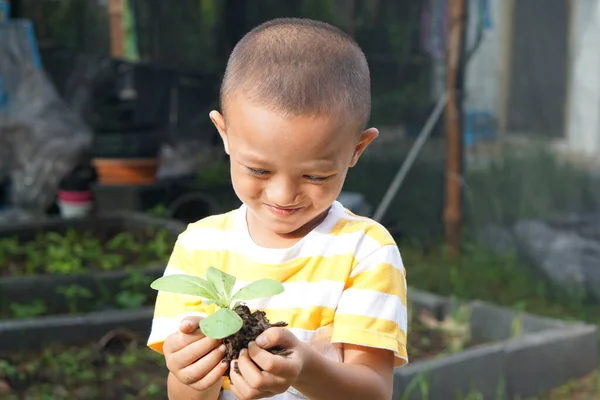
373 92 448 223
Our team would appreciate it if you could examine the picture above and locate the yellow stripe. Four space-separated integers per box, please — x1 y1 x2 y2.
153 292 219 319
334 314 406 344
153 302 335 332
148 341 164 354
347 264 407 304
332 328 408 366
332 315 407 366
168 247 359 283
222 377 231 390
265 306 335 331
328 217 396 247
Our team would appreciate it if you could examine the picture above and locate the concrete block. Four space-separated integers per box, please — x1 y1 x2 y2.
505 325 598 399
395 343 506 400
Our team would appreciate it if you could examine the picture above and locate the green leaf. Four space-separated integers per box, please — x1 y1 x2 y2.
231 279 284 302
200 308 243 339
207 267 236 302
150 274 220 301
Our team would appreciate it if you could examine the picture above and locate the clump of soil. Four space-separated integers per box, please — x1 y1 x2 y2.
222 305 291 378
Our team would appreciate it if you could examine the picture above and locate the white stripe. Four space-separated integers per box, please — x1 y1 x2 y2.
220 391 308 400
178 225 389 265
350 244 405 277
148 315 325 346
161 269 346 310
336 289 408 331
249 280 345 310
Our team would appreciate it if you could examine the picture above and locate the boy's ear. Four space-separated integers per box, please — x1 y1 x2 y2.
209 110 230 155
349 127 378 167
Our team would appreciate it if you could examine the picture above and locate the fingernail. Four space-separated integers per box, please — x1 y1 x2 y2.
256 336 267 347
240 348 247 356
219 344 227 352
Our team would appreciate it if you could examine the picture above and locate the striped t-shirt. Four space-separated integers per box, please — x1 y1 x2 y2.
148 200 408 399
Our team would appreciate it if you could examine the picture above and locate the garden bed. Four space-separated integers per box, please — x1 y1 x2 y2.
1 287 595 399
0 295 483 399
0 212 185 350
0 211 184 317
0 326 168 399
395 288 598 400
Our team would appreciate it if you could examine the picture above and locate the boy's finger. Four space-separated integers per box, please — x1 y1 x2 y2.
172 340 226 372
179 316 204 334
247 341 282 373
178 343 227 383
164 329 205 354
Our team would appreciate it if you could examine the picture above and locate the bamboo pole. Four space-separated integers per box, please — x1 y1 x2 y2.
443 0 467 257
108 0 125 58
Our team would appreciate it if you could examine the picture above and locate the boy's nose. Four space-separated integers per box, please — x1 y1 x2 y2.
265 179 301 207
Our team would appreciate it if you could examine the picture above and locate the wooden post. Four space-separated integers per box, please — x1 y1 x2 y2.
443 0 467 257
108 0 125 58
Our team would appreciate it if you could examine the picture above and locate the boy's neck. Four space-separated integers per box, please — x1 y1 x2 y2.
246 206 331 249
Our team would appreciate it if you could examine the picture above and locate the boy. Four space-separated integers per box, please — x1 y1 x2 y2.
148 17 408 400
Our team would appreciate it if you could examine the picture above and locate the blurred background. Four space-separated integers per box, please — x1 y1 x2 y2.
0 0 599 399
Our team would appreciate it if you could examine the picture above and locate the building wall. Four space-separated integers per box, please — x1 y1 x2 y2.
565 0 600 155
463 0 506 116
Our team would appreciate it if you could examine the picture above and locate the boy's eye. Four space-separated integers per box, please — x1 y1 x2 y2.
247 168 269 176
305 175 331 182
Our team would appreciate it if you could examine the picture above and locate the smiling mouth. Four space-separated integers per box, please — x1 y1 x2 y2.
265 204 302 216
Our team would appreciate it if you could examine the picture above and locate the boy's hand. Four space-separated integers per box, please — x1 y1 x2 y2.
229 327 306 400
163 316 229 392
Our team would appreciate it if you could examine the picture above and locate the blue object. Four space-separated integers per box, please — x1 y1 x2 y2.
0 1 9 22
481 0 493 29
463 110 497 147
0 76 7 111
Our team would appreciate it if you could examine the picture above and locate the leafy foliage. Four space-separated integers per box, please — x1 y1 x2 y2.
150 267 284 339
0 228 173 277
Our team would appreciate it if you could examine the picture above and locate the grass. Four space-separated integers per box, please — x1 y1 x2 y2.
464 144 600 228
401 240 600 400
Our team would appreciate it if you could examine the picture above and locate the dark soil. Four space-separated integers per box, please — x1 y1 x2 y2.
407 311 486 362
0 227 173 277
222 305 291 378
0 330 168 400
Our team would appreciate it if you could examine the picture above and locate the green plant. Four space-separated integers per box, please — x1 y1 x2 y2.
56 284 93 314
150 267 284 339
9 300 47 319
0 227 174 277
116 271 153 309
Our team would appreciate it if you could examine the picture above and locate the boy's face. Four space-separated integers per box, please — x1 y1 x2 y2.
210 97 377 245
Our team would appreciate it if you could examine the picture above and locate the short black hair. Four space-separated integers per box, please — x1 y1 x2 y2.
220 18 371 130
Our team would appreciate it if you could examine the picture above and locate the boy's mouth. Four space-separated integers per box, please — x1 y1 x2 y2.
265 204 302 217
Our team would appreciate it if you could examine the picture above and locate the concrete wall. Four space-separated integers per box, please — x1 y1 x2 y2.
463 0 507 116
565 0 600 156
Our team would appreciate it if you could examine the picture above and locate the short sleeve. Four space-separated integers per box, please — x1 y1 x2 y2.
331 243 408 367
146 233 218 354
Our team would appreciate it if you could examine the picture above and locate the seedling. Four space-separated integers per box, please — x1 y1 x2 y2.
150 266 290 377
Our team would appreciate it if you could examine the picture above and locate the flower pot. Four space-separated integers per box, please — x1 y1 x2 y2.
57 189 93 218
92 158 158 185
